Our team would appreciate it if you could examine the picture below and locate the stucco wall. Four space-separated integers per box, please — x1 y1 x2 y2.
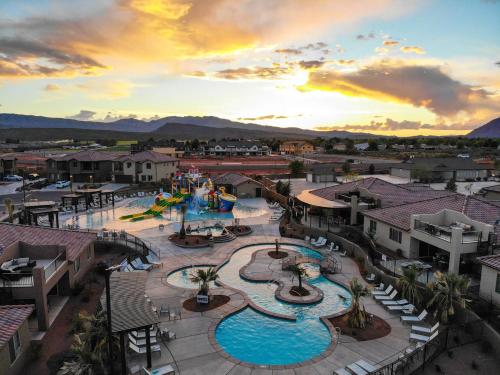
479 266 500 307
363 218 412 257
0 320 32 375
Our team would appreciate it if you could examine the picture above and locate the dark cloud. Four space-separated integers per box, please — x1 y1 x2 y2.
66 110 97 121
495 61 500 67
335 59 356 66
356 33 375 40
238 115 288 121
300 42 328 50
303 61 499 117
214 64 293 80
314 118 477 132
298 60 325 69
275 48 302 55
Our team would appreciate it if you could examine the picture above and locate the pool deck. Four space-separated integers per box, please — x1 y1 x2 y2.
124 220 412 375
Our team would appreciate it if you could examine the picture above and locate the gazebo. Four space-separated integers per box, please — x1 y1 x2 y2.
296 189 350 230
21 200 60 228
61 188 115 213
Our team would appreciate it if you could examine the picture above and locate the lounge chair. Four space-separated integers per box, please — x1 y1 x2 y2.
410 330 439 343
313 237 327 248
128 342 161 354
159 305 169 316
131 258 153 271
382 298 409 306
146 254 162 268
355 360 380 373
305 236 310 242
128 335 158 346
340 249 348 257
374 289 398 301
372 284 393 296
366 273 376 283
401 309 428 323
328 242 339 252
412 322 439 334
130 328 157 339
387 304 415 313
346 362 369 375
333 368 351 375
143 365 175 375
374 283 385 291
126 264 136 272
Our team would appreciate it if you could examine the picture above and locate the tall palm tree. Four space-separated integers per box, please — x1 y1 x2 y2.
397 265 422 306
4 198 14 223
190 267 219 296
290 264 309 290
348 278 370 329
179 204 188 239
427 271 470 323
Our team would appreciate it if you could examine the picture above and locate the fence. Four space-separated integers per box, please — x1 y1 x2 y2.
95 230 160 259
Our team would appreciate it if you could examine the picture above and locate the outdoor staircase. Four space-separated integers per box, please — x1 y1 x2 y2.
213 230 237 243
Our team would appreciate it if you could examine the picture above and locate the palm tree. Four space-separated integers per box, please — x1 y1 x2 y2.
348 278 370 329
179 204 188 239
190 267 219 296
4 198 14 223
427 271 470 323
397 265 422 306
290 264 309 290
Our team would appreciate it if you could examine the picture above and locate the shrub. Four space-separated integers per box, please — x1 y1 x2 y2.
46 351 78 375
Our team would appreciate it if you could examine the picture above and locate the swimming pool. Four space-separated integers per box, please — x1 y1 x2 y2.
214 243 352 366
61 196 269 230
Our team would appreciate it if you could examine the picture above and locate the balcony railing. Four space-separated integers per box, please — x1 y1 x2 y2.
44 253 65 281
0 273 34 288
414 220 482 244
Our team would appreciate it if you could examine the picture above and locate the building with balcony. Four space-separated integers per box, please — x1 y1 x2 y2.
203 141 270 156
0 224 96 331
279 141 314 155
0 155 17 179
113 150 179 183
0 305 34 375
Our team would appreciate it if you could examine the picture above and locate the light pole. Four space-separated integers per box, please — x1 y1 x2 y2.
69 175 73 193
104 264 120 375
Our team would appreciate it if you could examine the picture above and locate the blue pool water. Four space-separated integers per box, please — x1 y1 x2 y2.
214 243 352 366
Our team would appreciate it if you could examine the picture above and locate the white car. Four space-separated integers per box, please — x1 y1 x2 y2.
56 180 71 189
4 175 23 181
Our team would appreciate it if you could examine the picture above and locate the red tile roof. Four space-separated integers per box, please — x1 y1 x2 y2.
49 150 119 162
115 150 177 163
0 224 96 262
478 254 500 271
0 305 34 348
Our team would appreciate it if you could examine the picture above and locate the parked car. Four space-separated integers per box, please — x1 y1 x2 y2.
4 175 23 181
27 173 40 180
56 180 71 189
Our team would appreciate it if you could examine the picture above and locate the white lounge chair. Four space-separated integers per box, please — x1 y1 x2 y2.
401 309 428 323
355 360 380 373
333 368 351 375
328 242 339 252
372 285 393 296
313 237 327 248
128 335 158 346
143 364 175 375
412 322 439 334
387 304 415 313
346 363 368 375
339 249 348 257
410 330 439 343
366 273 376 283
128 342 161 354
374 283 385 291
130 328 157 339
146 254 162 268
374 290 398 301
131 258 153 271
382 298 409 306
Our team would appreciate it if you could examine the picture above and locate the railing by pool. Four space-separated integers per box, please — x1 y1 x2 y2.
96 229 160 259
44 253 65 281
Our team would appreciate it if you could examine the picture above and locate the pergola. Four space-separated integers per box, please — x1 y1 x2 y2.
61 188 115 213
296 189 350 230
100 271 159 374
21 200 60 228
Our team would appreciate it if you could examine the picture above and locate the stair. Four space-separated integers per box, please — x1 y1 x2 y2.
213 231 237 243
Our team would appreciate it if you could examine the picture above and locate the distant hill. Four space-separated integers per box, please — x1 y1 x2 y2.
0 113 377 140
467 117 500 138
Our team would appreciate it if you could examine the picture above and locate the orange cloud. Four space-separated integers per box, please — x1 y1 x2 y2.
383 40 399 46
400 46 426 54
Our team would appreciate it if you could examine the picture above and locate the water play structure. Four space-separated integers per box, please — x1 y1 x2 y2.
119 173 237 222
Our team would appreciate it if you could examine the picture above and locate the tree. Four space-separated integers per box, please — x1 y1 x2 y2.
368 164 375 175
4 198 14 223
275 180 283 194
427 271 470 323
445 178 457 192
345 139 354 152
290 264 309 291
342 162 351 174
280 182 291 197
410 166 431 183
179 204 188 239
190 267 219 296
191 138 200 150
348 278 370 329
397 265 422 306
367 139 378 151
288 160 305 177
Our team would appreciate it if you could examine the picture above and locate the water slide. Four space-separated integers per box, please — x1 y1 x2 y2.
119 192 188 222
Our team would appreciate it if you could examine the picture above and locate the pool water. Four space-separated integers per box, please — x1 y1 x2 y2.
62 196 268 230
166 266 217 289
214 243 352 366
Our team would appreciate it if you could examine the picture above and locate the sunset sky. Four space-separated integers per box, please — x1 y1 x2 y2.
0 0 499 136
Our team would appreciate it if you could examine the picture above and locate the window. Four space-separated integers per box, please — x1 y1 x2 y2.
141 175 146 181
9 330 21 363
389 228 402 243
496 274 500 294
72 161 78 167
369 220 377 234
147 175 153 181
146 163 151 169
86 247 92 260
74 256 80 273
126 162 132 168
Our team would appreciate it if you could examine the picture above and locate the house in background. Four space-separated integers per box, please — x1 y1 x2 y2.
152 147 185 159
279 141 314 155
478 255 500 308
0 305 34 375
0 155 17 178
390 157 492 182
306 163 337 183
203 141 270 156
212 173 263 198
113 151 179 183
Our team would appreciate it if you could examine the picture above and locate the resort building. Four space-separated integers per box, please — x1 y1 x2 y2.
306 163 337 183
0 155 17 179
0 224 96 331
113 150 179 183
390 157 492 182
151 147 185 159
46 150 117 183
477 254 500 307
203 141 270 156
279 141 314 155
212 173 263 198
0 305 34 375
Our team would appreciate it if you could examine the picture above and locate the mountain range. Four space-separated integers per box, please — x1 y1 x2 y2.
466 117 500 138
